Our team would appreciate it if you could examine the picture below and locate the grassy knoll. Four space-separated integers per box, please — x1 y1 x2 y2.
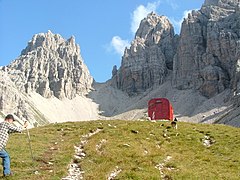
1 120 240 179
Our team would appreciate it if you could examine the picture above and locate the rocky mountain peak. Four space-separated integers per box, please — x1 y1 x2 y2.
68 35 76 45
7 31 93 99
201 0 240 21
112 1 240 100
135 12 174 40
21 30 65 55
0 0 240 127
111 13 178 95
203 0 239 8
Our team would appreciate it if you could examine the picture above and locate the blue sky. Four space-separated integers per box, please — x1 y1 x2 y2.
0 0 204 82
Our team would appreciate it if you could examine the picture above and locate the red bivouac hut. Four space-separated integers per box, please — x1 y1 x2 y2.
148 98 173 121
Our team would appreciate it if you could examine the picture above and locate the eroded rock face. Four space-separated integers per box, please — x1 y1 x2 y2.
112 1 240 99
7 30 93 99
0 69 46 126
112 13 178 95
173 0 240 98
0 70 26 118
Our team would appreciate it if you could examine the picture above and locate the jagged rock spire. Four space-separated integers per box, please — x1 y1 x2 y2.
111 13 178 95
7 31 93 99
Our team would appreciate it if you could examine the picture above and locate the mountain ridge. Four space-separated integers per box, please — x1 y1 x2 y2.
109 0 240 126
0 0 240 127
0 31 94 126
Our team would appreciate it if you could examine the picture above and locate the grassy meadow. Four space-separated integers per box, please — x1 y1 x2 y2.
0 120 240 179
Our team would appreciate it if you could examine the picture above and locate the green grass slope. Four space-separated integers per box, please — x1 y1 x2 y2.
1 120 240 179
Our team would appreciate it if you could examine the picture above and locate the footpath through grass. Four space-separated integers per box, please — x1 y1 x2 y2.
0 120 240 179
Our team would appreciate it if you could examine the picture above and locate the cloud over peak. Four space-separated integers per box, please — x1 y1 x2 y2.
108 1 160 56
110 36 130 56
170 9 197 34
108 0 195 56
131 1 160 34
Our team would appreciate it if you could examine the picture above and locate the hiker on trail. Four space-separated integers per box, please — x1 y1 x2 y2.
0 114 28 176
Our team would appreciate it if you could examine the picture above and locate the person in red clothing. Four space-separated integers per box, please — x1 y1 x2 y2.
0 114 28 176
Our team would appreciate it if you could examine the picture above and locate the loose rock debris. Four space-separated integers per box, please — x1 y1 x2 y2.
202 135 215 147
131 130 139 134
62 128 102 180
107 166 122 180
108 124 117 128
155 156 174 179
123 143 130 147
96 139 107 154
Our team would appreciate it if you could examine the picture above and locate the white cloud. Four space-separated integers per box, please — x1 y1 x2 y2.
107 1 161 56
108 0 184 56
110 36 130 56
131 1 160 34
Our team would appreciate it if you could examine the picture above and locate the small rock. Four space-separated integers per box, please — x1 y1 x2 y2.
131 130 139 134
34 171 40 175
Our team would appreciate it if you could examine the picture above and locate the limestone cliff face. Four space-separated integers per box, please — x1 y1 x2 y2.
112 0 240 99
173 0 240 98
112 13 178 95
0 0 240 126
0 31 94 125
0 69 47 126
7 31 93 99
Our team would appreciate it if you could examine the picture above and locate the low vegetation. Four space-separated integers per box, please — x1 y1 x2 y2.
1 120 240 179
